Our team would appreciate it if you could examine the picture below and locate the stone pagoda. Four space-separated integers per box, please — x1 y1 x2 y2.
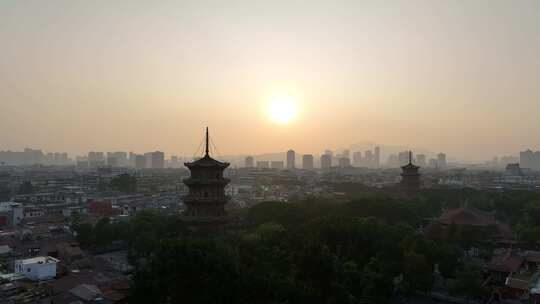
400 151 421 193
183 128 230 227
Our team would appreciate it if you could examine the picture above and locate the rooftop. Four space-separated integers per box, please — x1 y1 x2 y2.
18 256 60 265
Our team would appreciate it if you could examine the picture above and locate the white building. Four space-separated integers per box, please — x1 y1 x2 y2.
14 256 59 281
0 202 24 227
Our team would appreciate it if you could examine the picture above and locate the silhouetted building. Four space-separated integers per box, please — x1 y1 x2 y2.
135 155 146 169
505 163 523 176
365 150 373 167
170 155 179 168
183 128 230 227
88 152 105 167
144 152 153 168
398 151 410 166
271 161 284 169
352 151 363 167
387 154 399 167
108 151 128 167
302 154 314 170
416 154 426 167
374 146 380 168
106 156 118 167
338 157 351 168
245 156 254 168
520 149 540 170
400 151 421 192
151 151 165 169
286 150 295 169
437 153 447 168
129 152 136 167
256 161 269 169
321 154 332 170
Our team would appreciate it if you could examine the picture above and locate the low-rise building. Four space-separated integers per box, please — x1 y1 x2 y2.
14 256 59 281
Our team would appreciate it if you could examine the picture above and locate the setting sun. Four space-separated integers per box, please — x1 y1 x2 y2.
266 95 298 125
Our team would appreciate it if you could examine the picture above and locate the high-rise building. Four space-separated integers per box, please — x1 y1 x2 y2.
109 151 128 167
374 146 380 168
302 154 314 170
129 152 136 167
151 151 165 169
271 161 284 169
245 156 254 168
324 150 333 157
365 150 373 167
416 154 427 167
106 156 118 167
256 161 270 169
352 151 363 167
321 154 332 169
338 157 351 167
535 152 540 171
144 152 153 168
437 153 447 168
170 155 179 168
520 149 536 170
286 150 295 169
342 149 350 159
88 152 105 167
387 154 399 167
398 151 410 166
135 155 146 169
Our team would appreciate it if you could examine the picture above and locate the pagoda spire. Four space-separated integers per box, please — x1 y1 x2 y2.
205 127 209 157
409 151 412 164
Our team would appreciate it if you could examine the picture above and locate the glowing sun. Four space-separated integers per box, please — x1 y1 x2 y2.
266 95 298 124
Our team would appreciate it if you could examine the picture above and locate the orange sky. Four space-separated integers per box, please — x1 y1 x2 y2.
1 1 540 161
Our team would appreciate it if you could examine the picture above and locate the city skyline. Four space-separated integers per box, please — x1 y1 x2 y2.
2 1 540 161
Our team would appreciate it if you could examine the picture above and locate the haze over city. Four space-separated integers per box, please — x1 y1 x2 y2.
1 1 540 162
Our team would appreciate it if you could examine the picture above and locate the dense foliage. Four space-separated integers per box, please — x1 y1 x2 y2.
72 188 540 303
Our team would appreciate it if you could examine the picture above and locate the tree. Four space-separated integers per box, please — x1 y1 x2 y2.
437 244 462 281
110 174 137 193
131 239 244 304
451 263 487 303
400 251 433 294
75 223 94 248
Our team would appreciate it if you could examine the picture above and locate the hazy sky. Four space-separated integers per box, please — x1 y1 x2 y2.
1 1 539 161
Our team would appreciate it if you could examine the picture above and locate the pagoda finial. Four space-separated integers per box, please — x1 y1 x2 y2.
409 151 412 164
205 127 209 157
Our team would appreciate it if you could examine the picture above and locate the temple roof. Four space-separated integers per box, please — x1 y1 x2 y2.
184 155 229 169
401 163 419 170
437 206 495 226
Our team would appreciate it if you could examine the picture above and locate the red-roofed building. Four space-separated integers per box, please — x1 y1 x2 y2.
424 206 514 246
88 200 114 217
